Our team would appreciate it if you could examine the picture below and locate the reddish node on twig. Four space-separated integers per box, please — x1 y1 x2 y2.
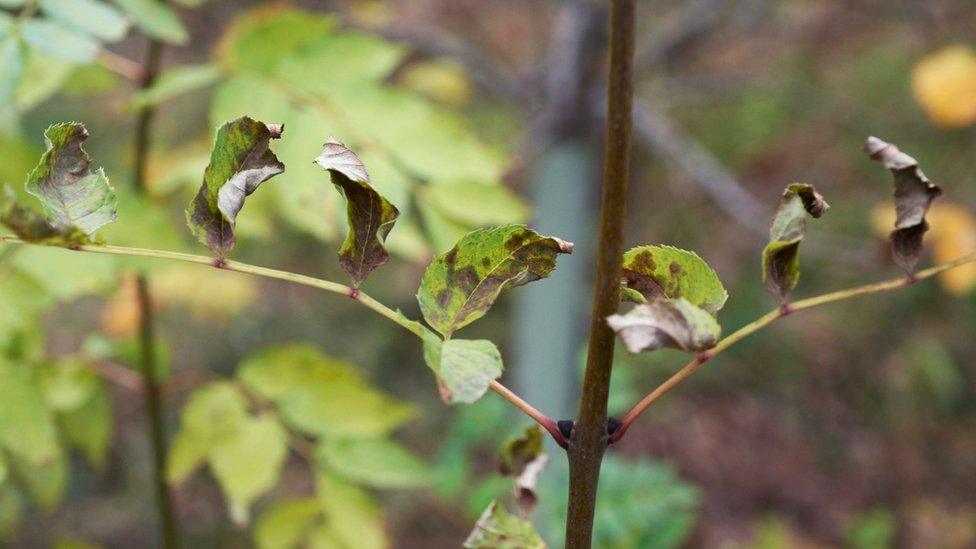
347 287 360 300
905 273 919 285
212 258 227 269
67 244 82 251
779 303 794 316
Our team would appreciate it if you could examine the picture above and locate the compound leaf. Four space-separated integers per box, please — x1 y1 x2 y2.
622 245 727 313
187 116 284 256
761 183 829 301
417 225 573 337
606 298 721 355
314 139 399 286
865 136 943 272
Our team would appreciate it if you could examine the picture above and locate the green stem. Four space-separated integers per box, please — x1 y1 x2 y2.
567 0 636 547
611 250 976 442
0 236 559 438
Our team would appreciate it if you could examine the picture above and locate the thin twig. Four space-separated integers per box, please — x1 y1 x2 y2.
98 49 146 83
0 236 558 442
610 250 976 443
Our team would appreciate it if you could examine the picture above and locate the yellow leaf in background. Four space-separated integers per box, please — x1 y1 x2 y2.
870 201 976 294
911 45 976 128
100 274 145 339
398 58 473 106
153 266 258 320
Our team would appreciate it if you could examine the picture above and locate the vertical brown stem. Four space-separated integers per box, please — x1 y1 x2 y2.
565 0 635 547
132 33 178 549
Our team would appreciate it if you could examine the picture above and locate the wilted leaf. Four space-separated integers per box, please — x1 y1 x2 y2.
21 123 117 238
111 0 187 44
417 225 573 337
463 501 546 549
422 337 504 404
253 498 322 549
315 139 399 286
41 0 130 43
499 426 547 518
912 45 976 128
187 116 284 256
761 183 829 300
622 245 727 313
317 438 429 489
606 298 721 354
865 137 943 272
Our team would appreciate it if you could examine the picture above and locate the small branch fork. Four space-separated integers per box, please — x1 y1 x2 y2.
0 236 565 445
1 236 974 449
608 249 976 444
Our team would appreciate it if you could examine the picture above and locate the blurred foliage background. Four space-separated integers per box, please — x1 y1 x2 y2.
1 0 976 547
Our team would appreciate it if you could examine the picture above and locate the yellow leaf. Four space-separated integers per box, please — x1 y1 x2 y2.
870 201 976 294
911 45 976 128
153 266 259 319
100 274 147 338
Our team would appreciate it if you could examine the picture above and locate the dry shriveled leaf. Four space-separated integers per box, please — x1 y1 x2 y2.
761 183 829 301
865 136 942 273
606 298 720 354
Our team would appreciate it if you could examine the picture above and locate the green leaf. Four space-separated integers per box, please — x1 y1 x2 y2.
315 139 399 286
237 345 416 439
425 179 531 227
0 359 61 467
38 358 98 411
463 501 546 549
14 50 73 110
314 473 387 549
111 0 187 44
166 381 248 483
41 0 130 43
58 381 112 469
761 183 829 301
0 24 23 102
253 498 322 549
186 116 284 256
864 136 943 273
0 186 91 245
129 63 220 109
417 225 573 337
622 245 727 313
500 426 544 476
25 122 117 236
606 298 721 354
216 8 336 74
422 337 503 404
0 484 23 543
317 438 429 489
210 414 288 525
19 19 99 63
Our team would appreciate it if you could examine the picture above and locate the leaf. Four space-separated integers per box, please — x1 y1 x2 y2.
424 179 530 227
209 414 288 525
317 438 429 489
253 498 322 549
463 501 546 549
0 20 23 102
911 45 976 128
0 186 91 245
422 337 504 404
761 183 829 300
24 122 117 236
186 116 284 256
606 298 721 354
237 345 416 439
417 225 573 337
166 381 248 483
37 358 98 411
499 426 548 518
19 19 99 64
315 139 399 286
41 0 130 43
0 484 23 543
111 0 187 44
129 63 221 109
865 137 943 273
58 381 112 469
314 472 387 549
0 359 62 467
622 245 727 313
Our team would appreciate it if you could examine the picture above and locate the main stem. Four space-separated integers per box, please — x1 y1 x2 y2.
566 1 635 547
132 30 178 549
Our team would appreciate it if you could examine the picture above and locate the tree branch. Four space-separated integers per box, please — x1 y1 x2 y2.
610 250 976 443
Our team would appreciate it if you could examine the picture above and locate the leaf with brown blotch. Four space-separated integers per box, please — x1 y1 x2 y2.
621 245 727 313
499 426 548 518
606 298 720 355
186 117 284 257
761 183 829 301
315 139 399 286
864 136 943 273
463 501 546 549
